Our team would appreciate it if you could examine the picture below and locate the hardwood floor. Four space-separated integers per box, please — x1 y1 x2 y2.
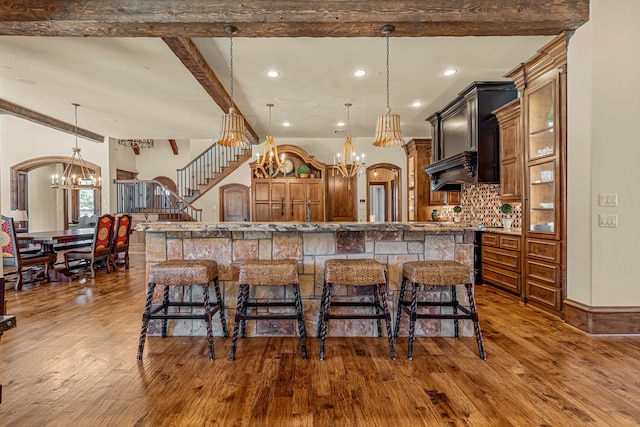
1 254 640 426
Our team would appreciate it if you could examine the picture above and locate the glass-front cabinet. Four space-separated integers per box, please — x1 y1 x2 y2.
525 78 561 240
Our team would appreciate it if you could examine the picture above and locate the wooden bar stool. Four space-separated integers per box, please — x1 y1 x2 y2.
230 259 307 360
137 259 228 361
394 261 486 360
318 259 396 360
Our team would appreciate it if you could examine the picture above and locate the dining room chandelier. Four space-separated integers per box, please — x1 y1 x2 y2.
117 139 155 149
334 103 365 178
255 103 286 177
373 24 405 147
216 25 250 148
51 103 102 191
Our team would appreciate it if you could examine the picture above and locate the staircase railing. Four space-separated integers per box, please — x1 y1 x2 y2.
177 143 247 201
115 179 202 222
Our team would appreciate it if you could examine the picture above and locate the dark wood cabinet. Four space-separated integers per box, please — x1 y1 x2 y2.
404 139 431 221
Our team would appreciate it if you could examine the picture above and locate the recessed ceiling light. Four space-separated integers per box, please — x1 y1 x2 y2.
282 122 290 127
337 121 345 127
266 70 280 78
443 69 457 76
353 70 367 77
412 101 423 108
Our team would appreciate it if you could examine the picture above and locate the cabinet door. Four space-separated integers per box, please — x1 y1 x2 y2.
326 172 356 221
253 181 272 221
447 191 461 205
527 80 556 160
500 119 521 200
270 182 287 220
527 159 559 238
429 189 446 204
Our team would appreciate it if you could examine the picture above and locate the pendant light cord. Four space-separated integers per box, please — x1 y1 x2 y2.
386 31 390 111
229 30 234 109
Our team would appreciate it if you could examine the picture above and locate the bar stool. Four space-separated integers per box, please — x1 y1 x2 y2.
394 261 486 360
318 259 396 360
137 259 228 361
230 259 307 360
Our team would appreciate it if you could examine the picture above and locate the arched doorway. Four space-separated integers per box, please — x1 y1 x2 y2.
10 156 102 231
366 163 401 222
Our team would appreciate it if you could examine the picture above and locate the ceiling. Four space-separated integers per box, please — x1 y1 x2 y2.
0 34 555 143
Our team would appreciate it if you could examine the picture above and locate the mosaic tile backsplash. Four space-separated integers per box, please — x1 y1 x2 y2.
439 184 522 228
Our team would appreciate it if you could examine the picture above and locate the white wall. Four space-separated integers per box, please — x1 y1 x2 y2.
0 115 111 229
567 0 640 306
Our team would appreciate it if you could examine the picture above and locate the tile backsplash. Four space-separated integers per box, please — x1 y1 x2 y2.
439 184 522 228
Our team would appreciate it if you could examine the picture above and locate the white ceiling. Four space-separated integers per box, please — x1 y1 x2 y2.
0 35 553 142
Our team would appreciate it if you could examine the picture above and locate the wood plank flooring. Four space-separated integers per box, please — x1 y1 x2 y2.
1 254 640 426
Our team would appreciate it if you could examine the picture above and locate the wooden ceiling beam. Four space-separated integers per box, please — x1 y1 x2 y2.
0 1 590 37
0 98 104 144
163 37 259 144
169 139 179 155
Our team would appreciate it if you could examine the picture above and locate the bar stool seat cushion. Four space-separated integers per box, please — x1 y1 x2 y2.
238 259 298 286
325 259 386 286
149 260 218 286
403 261 471 286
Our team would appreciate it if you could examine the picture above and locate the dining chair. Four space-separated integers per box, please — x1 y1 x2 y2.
1 215 56 290
110 213 132 271
64 214 115 278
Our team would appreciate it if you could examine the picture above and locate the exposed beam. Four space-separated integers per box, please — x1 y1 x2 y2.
168 139 179 155
0 98 104 144
163 37 259 144
0 1 590 37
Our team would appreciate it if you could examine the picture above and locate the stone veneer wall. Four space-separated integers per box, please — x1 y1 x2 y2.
439 183 523 228
144 228 476 339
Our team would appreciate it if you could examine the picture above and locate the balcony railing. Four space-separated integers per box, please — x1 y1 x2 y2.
115 179 202 222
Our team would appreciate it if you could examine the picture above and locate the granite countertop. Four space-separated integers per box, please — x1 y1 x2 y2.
136 221 471 234
475 226 522 236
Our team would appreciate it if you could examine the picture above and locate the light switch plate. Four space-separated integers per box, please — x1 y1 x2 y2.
598 193 618 207
598 214 618 227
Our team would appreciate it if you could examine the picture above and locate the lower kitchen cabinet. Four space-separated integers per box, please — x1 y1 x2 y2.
480 232 522 296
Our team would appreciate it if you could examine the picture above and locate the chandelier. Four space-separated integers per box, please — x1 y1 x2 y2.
373 24 405 147
117 139 155 149
334 103 365 179
51 103 102 191
216 25 249 148
255 104 286 177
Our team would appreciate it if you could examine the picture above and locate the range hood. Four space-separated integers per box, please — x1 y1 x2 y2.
424 151 477 192
424 81 517 193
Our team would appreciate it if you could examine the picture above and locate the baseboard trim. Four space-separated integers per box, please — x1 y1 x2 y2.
564 299 640 334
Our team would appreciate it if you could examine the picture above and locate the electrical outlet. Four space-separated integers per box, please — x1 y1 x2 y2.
598 214 618 227
598 193 618 207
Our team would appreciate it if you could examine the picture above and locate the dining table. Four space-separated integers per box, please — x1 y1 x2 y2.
17 228 95 281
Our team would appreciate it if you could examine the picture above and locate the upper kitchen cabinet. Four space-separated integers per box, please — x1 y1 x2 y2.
493 98 523 202
505 33 569 316
425 82 517 192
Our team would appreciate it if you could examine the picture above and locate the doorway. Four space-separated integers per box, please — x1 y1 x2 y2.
220 184 250 222
366 163 401 222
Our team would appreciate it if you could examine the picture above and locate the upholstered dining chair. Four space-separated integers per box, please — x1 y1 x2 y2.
110 214 132 271
1 215 55 290
64 214 115 278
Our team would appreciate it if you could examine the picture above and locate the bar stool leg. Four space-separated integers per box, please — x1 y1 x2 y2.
293 284 308 359
230 284 248 360
466 284 486 360
379 282 396 360
408 281 418 360
239 284 250 338
212 277 229 338
317 281 328 338
394 277 408 338
202 283 215 360
373 285 383 338
319 281 333 361
451 286 460 338
161 285 170 338
137 282 156 360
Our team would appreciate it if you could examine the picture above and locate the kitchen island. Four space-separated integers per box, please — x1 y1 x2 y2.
136 222 476 338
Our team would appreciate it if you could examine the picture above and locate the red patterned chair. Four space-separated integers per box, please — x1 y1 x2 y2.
1 215 55 290
64 214 115 278
110 214 132 271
